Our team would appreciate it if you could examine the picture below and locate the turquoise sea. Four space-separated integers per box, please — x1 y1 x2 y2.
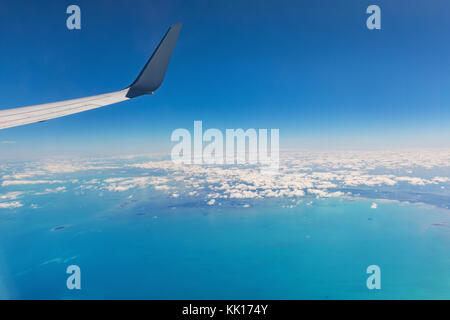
0 194 448 299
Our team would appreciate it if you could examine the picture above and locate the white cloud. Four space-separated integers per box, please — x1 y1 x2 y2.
1 149 448 208
154 185 172 190
34 186 67 195
1 180 64 187
395 176 429 186
94 150 450 204
432 176 450 183
0 191 24 201
103 177 170 192
0 201 23 209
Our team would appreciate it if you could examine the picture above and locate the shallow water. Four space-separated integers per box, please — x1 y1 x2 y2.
0 197 448 299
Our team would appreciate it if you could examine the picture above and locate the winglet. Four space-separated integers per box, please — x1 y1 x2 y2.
126 23 182 98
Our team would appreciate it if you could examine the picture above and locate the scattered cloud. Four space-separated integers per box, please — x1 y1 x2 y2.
0 201 23 209
0 149 448 209
0 191 24 201
1 180 64 187
34 186 67 195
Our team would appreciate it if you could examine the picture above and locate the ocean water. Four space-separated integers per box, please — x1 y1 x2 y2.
0 194 448 300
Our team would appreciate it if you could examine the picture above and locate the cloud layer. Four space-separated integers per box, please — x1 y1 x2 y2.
0 149 449 210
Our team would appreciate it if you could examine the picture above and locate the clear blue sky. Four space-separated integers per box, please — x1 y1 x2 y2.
0 0 449 159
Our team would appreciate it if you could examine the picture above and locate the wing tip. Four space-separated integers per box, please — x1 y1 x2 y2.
126 23 182 98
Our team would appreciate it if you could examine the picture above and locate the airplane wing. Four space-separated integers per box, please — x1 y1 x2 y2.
0 23 182 130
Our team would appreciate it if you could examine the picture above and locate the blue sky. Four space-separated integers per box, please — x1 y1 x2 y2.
0 0 449 159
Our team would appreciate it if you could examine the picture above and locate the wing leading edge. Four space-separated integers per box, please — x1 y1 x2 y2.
0 23 182 130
